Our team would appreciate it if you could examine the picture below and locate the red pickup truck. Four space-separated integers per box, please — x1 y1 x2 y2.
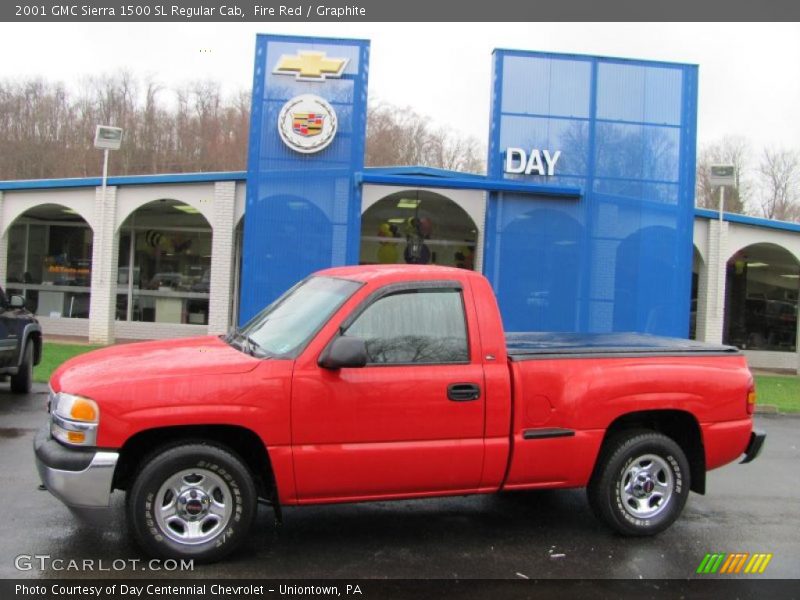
35 265 765 562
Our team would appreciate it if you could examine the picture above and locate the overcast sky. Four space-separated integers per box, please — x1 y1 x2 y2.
1 22 798 154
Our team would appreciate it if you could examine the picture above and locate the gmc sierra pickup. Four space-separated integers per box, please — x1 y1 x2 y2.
34 265 765 562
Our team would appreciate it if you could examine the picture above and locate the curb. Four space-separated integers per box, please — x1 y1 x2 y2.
755 406 800 418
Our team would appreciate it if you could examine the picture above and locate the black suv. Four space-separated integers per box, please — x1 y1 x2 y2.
0 286 42 393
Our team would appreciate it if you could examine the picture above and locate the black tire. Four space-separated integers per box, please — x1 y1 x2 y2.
127 443 257 562
587 431 690 536
10 343 33 394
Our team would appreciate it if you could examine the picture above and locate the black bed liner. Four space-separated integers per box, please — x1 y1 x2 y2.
506 332 740 361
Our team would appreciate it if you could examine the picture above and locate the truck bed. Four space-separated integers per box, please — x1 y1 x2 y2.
506 332 739 360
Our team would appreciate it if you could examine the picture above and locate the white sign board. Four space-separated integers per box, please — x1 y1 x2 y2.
709 165 736 187
94 126 123 150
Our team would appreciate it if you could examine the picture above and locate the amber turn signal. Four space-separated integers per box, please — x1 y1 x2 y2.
66 431 86 444
746 388 757 415
70 398 98 422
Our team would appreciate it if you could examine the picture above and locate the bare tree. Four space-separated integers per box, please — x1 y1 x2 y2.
695 135 752 214
366 102 484 173
758 148 800 222
0 75 250 180
0 75 486 180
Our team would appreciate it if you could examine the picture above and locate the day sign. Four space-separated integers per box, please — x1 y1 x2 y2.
504 148 561 176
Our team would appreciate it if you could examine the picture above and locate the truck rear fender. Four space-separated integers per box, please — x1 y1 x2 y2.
19 323 42 366
111 425 285 510
593 410 706 494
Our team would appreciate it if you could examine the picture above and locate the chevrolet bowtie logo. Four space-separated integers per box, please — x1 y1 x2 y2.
273 51 349 82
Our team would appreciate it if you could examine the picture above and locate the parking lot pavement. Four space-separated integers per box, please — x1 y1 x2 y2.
2 383 798 580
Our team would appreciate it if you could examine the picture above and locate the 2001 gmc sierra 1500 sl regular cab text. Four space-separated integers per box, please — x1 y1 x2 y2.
34 265 765 562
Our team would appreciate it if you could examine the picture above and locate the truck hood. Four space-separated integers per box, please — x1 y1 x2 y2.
51 335 260 395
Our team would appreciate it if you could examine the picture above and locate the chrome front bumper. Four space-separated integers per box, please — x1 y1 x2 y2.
34 426 118 510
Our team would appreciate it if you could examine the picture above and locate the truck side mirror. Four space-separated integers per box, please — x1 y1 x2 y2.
9 295 25 309
318 336 368 370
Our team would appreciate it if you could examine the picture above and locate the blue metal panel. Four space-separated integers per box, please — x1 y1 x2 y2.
498 115 591 178
596 62 683 126
362 166 487 180
240 34 370 323
486 49 698 338
500 55 591 119
358 171 581 197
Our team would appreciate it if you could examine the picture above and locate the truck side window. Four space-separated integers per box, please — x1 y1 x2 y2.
344 288 469 364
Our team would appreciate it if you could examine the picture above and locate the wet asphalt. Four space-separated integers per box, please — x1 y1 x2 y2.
1 383 798 580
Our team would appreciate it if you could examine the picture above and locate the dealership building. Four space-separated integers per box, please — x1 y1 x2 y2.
0 35 798 372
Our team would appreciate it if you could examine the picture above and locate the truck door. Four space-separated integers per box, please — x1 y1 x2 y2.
0 289 20 368
291 281 486 501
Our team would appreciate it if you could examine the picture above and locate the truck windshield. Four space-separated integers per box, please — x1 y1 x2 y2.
232 276 361 358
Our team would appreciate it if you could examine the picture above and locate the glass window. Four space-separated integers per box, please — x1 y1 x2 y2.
6 225 27 284
359 191 478 269
239 276 361 357
116 227 212 325
6 219 92 319
724 245 799 352
344 288 469 365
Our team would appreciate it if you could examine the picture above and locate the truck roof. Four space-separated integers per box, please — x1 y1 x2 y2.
317 264 482 283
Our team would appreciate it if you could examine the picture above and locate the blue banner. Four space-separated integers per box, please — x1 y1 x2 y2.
484 51 698 336
240 34 370 323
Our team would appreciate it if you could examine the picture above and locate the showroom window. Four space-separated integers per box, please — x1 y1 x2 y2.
6 205 93 319
360 191 478 270
724 243 799 352
116 199 211 325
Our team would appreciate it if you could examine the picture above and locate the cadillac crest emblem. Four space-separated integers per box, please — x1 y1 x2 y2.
278 94 337 154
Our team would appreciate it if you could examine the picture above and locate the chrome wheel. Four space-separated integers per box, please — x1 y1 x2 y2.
154 468 232 545
619 453 674 519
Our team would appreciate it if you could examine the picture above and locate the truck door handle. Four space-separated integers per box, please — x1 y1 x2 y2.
447 383 481 402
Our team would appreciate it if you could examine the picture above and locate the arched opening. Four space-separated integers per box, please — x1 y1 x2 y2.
116 199 212 326
360 190 478 269
690 246 704 340
6 203 93 318
724 243 799 352
231 215 244 329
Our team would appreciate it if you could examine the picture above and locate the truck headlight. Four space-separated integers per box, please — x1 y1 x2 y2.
50 391 99 446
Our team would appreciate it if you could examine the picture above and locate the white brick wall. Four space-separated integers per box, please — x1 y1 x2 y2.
88 185 119 345
37 317 90 337
115 321 208 340
207 182 236 335
696 220 728 344
744 350 800 372
0 231 7 290
0 191 6 287
38 319 206 343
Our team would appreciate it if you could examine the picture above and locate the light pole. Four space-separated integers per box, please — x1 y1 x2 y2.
93 126 123 285
709 165 736 321
94 125 123 198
